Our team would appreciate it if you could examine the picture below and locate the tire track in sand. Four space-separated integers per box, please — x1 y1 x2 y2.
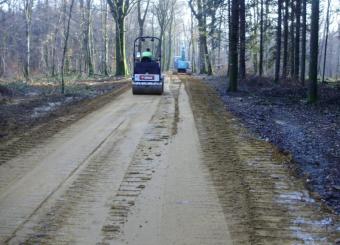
183 76 339 244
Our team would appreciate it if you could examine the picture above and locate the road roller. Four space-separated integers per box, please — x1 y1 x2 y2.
132 36 164 95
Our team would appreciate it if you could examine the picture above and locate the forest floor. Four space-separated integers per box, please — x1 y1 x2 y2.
202 75 340 214
0 77 129 164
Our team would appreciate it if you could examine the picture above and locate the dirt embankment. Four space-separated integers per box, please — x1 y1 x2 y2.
0 79 130 165
202 75 340 213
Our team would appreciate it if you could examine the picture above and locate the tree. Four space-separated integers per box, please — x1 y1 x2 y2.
282 0 289 79
137 0 150 52
61 0 75 93
204 0 224 75
308 0 319 103
239 0 246 79
275 0 282 82
165 6 175 71
190 12 196 73
101 0 109 75
289 0 295 77
107 0 135 76
51 2 63 77
188 0 212 74
154 0 175 71
259 0 264 76
300 0 307 83
294 0 301 79
228 0 239 91
24 0 34 80
322 0 330 83
80 0 94 76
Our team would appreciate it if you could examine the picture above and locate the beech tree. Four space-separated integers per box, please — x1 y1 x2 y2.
259 0 264 76
300 0 307 83
294 0 301 80
282 0 289 79
321 0 331 83
24 0 34 80
61 0 75 93
153 0 175 71
228 0 238 91
137 0 150 53
106 0 136 76
80 0 93 76
308 0 319 103
239 0 246 79
274 0 282 82
188 0 212 74
101 0 109 75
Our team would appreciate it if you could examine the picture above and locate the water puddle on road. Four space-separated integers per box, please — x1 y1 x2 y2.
182 76 339 244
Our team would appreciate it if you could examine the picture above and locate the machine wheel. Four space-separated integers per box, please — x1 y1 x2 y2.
159 83 164 95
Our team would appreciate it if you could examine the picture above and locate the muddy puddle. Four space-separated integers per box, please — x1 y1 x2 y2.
182 76 339 244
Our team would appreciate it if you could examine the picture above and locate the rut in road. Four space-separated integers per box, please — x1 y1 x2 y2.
100 89 175 242
183 76 339 244
0 86 169 244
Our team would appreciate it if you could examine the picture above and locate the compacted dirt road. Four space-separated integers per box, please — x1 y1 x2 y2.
0 75 339 244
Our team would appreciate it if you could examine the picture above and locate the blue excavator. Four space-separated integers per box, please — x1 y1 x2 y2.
173 46 190 74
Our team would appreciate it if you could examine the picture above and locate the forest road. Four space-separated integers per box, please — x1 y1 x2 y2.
0 75 338 244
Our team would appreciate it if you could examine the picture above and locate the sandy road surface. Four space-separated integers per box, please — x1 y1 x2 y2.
0 75 339 244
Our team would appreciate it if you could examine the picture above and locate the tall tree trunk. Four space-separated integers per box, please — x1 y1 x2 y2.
24 0 33 81
137 0 150 52
61 0 75 94
308 0 319 103
282 0 289 79
294 0 300 79
51 10 62 77
51 30 58 76
166 16 173 71
227 0 231 76
264 0 270 72
80 0 93 76
86 0 93 76
239 0 246 79
217 12 222 69
228 0 239 91
289 0 295 77
275 0 282 82
204 28 213 75
300 0 306 84
115 18 127 76
259 0 264 76
43 0 49 74
198 18 207 74
190 13 196 73
107 0 132 77
161 35 166 71
322 0 330 83
101 0 109 75
189 0 207 74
